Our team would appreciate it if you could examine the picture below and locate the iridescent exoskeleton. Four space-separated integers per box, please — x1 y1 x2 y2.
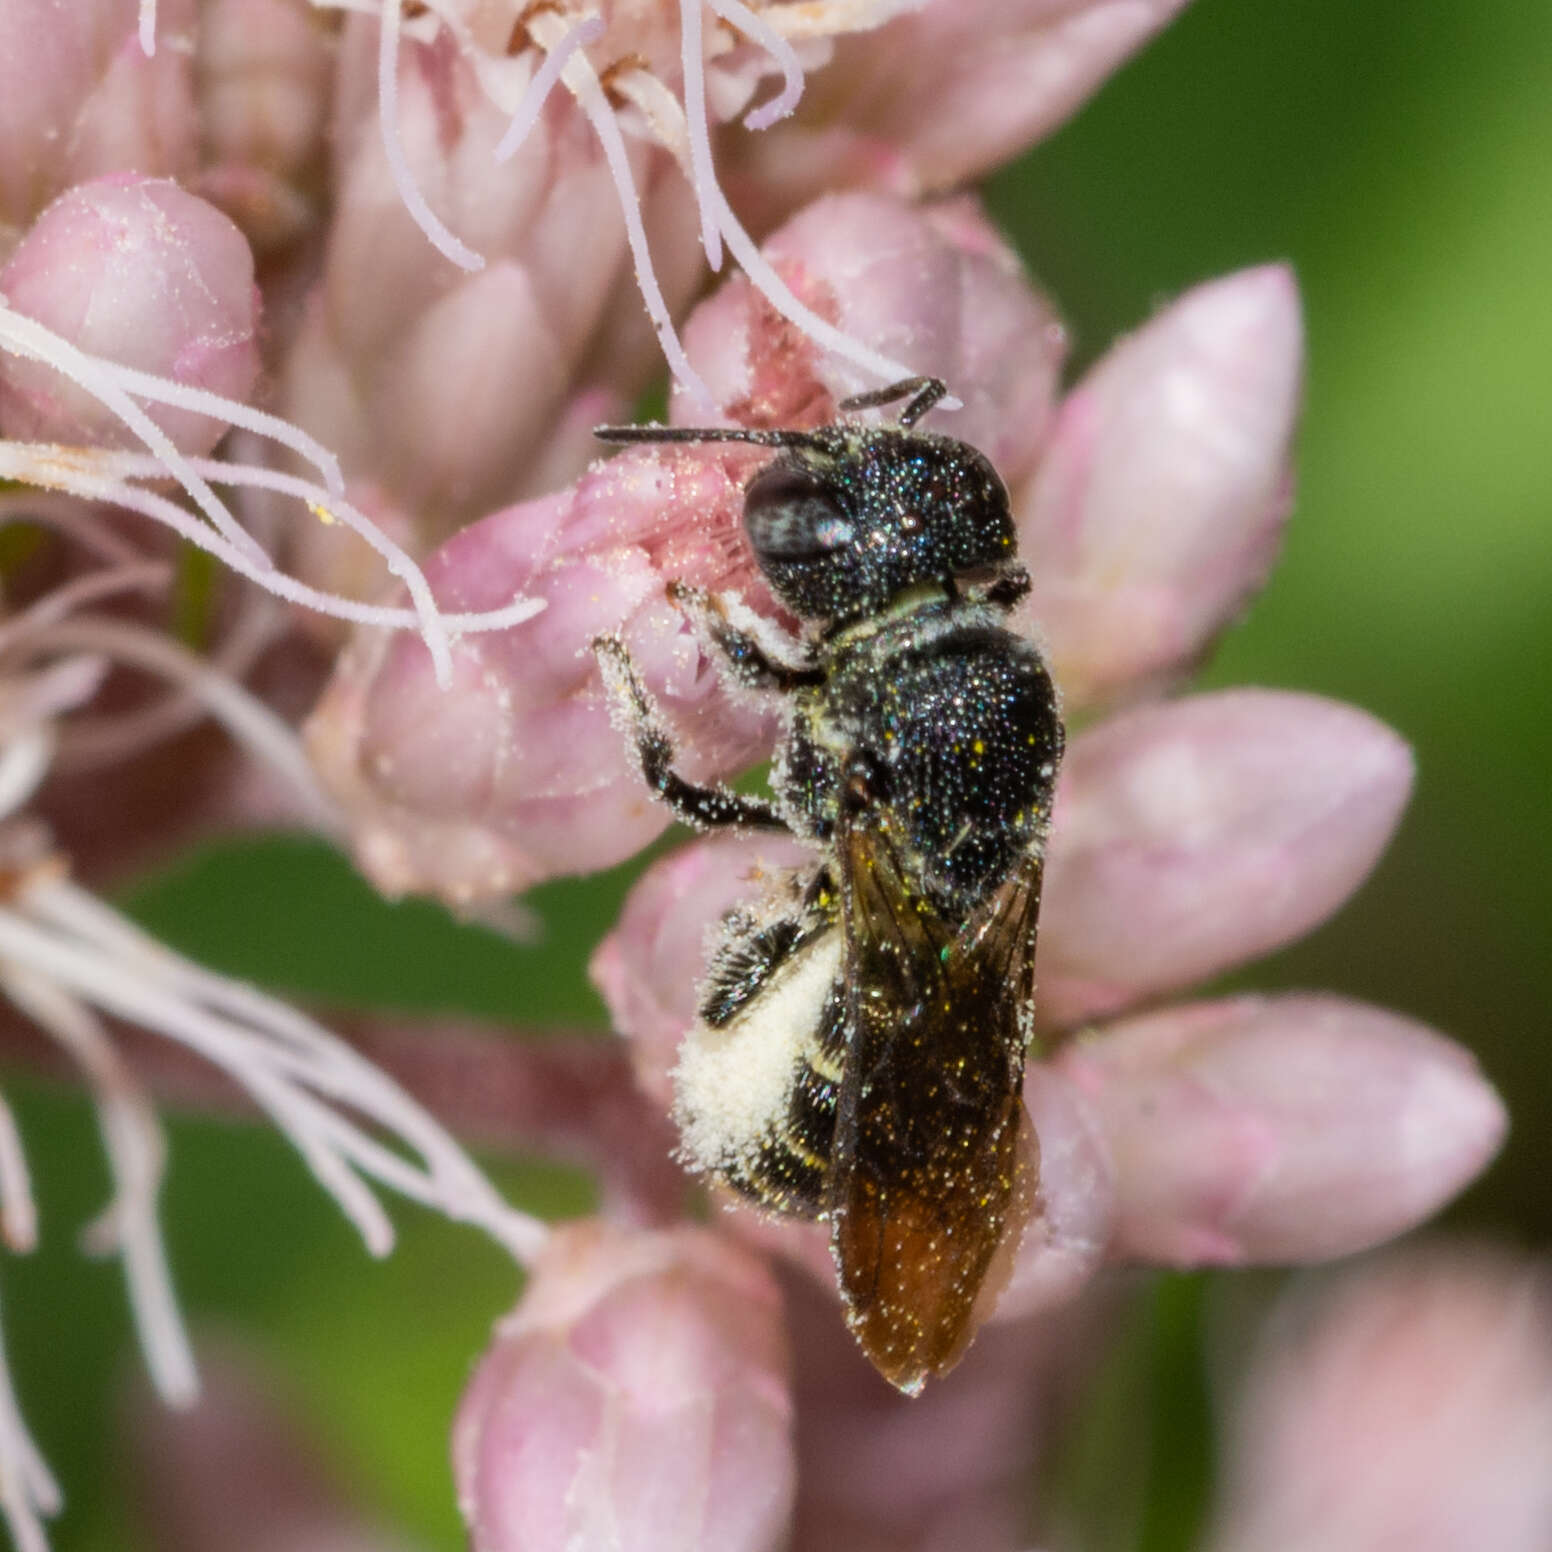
594 378 1064 1392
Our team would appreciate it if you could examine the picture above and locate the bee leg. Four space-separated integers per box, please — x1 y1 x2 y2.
837 375 947 428
666 581 823 692
692 899 845 1221
592 634 792 832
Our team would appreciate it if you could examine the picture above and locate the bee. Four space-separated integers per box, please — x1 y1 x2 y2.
593 378 1064 1393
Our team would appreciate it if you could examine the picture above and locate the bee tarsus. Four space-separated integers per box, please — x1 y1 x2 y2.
592 633 792 833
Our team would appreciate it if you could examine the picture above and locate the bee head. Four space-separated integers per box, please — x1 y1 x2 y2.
741 427 1019 624
595 381 1024 626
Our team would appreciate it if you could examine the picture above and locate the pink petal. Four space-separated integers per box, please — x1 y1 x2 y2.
726 0 1191 221
0 0 197 242
1212 1246 1552 1552
306 450 781 903
454 1221 794 1552
1018 265 1303 708
1059 995 1507 1266
1037 690 1414 1028
365 259 574 519
0 175 261 453
681 192 1066 487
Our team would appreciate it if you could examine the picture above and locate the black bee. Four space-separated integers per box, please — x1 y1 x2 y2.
593 378 1064 1393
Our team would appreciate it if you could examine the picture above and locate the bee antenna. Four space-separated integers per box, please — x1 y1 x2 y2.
594 423 825 450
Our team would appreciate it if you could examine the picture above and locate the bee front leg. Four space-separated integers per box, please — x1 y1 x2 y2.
592 635 792 832
667 581 823 693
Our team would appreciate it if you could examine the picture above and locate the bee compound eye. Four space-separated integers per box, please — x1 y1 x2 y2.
744 462 854 564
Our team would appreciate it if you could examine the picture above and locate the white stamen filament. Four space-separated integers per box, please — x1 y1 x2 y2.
0 734 54 827
707 177 959 400
760 0 929 41
93 449 455 672
376 0 485 272
6 877 549 1266
0 1289 61 1552
611 69 696 163
0 661 111 744
707 0 806 129
334 2 933 405
0 444 547 686
0 968 197 1408
680 0 724 269
137 0 156 55
558 47 715 409
495 15 605 164
609 59 941 401
0 562 170 658
25 617 342 836
106 363 345 500
0 1092 36 1254
0 305 271 571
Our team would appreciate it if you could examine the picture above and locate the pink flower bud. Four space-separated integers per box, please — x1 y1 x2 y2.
193 0 333 251
0 0 197 245
1018 265 1303 708
1058 995 1506 1265
999 1064 1116 1320
680 193 1066 487
591 833 811 1108
1212 1246 1552 1552
0 175 260 453
454 1221 794 1552
307 448 779 902
1038 690 1414 1028
280 17 672 538
726 0 1191 223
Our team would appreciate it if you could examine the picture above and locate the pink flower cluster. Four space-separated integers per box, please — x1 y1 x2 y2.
0 1 1520 1550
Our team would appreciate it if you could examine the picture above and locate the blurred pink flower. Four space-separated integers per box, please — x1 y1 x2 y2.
0 2 1514 1550
1210 1244 1552 1552
192 0 334 252
723 0 1194 229
454 1221 794 1552
123 1344 420 1552
0 0 199 253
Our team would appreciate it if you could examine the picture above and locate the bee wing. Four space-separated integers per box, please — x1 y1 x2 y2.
827 813 1044 1393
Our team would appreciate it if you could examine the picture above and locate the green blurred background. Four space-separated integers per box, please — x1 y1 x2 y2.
10 0 1550 1547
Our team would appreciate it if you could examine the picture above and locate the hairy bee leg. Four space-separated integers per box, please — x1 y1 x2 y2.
687 896 847 1221
837 375 947 428
666 581 823 692
592 635 792 832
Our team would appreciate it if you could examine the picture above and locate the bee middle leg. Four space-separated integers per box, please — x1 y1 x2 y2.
592 634 791 833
